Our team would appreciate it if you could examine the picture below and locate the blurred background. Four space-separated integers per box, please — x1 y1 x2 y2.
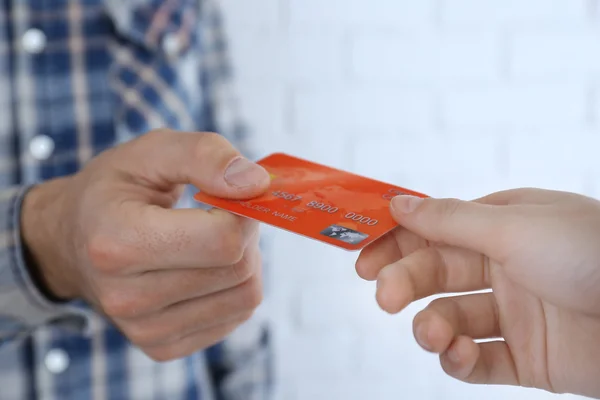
219 1 599 399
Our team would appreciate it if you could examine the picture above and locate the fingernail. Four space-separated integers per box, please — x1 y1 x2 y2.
416 323 431 351
375 267 391 308
391 195 424 214
447 347 460 364
224 157 267 188
375 280 387 308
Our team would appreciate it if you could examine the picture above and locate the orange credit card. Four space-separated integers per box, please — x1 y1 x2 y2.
193 153 428 251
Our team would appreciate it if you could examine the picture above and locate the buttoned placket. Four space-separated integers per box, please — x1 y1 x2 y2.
12 3 53 185
10 3 66 397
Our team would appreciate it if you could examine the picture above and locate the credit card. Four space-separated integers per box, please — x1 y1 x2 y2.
193 153 428 251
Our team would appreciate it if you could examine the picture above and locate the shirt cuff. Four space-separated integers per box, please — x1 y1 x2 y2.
0 186 88 342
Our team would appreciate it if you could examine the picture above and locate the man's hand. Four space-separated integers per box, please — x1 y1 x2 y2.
357 189 600 399
21 129 270 362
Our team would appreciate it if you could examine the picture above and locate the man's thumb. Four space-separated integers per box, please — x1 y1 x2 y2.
390 195 508 256
120 130 271 199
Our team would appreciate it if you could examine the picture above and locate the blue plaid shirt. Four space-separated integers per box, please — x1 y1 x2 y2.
0 0 270 399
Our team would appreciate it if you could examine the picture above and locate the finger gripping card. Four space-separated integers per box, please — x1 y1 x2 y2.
193 153 428 251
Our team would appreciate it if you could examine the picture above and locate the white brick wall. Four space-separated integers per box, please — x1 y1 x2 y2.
440 0 589 26
351 32 501 84
219 1 599 399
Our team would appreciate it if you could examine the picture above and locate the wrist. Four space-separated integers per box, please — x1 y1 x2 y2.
21 177 79 301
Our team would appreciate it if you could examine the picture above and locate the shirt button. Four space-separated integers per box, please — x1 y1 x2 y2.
44 349 70 374
163 33 182 58
22 28 47 54
29 135 55 160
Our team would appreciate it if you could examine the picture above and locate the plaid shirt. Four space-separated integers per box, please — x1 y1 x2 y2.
0 0 270 399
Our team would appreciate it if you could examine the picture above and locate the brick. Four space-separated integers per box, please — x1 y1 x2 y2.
267 233 360 283
357 313 439 376
351 135 504 198
288 27 346 84
296 284 447 332
275 331 361 379
236 84 286 145
508 131 600 193
510 30 600 79
297 281 395 329
594 83 600 132
292 378 578 400
250 131 353 171
292 88 434 136
227 27 285 82
351 32 501 84
219 0 281 27
440 379 578 400
292 379 437 400
269 383 296 400
264 235 362 328
288 0 435 27
441 0 589 26
288 0 347 24
441 85 588 129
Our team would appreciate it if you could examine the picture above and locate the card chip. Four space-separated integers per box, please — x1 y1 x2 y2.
320 224 369 245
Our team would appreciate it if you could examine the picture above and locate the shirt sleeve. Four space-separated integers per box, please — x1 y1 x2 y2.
0 186 88 345
199 1 273 398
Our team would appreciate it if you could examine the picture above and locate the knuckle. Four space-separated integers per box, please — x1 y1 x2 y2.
239 277 263 310
86 234 134 274
192 132 228 161
130 330 159 348
427 297 456 317
143 128 171 144
126 321 170 347
98 289 137 318
211 221 246 265
231 256 255 283
424 199 464 242
142 338 198 363
143 347 177 363
98 288 151 319
439 199 463 219
198 131 224 144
